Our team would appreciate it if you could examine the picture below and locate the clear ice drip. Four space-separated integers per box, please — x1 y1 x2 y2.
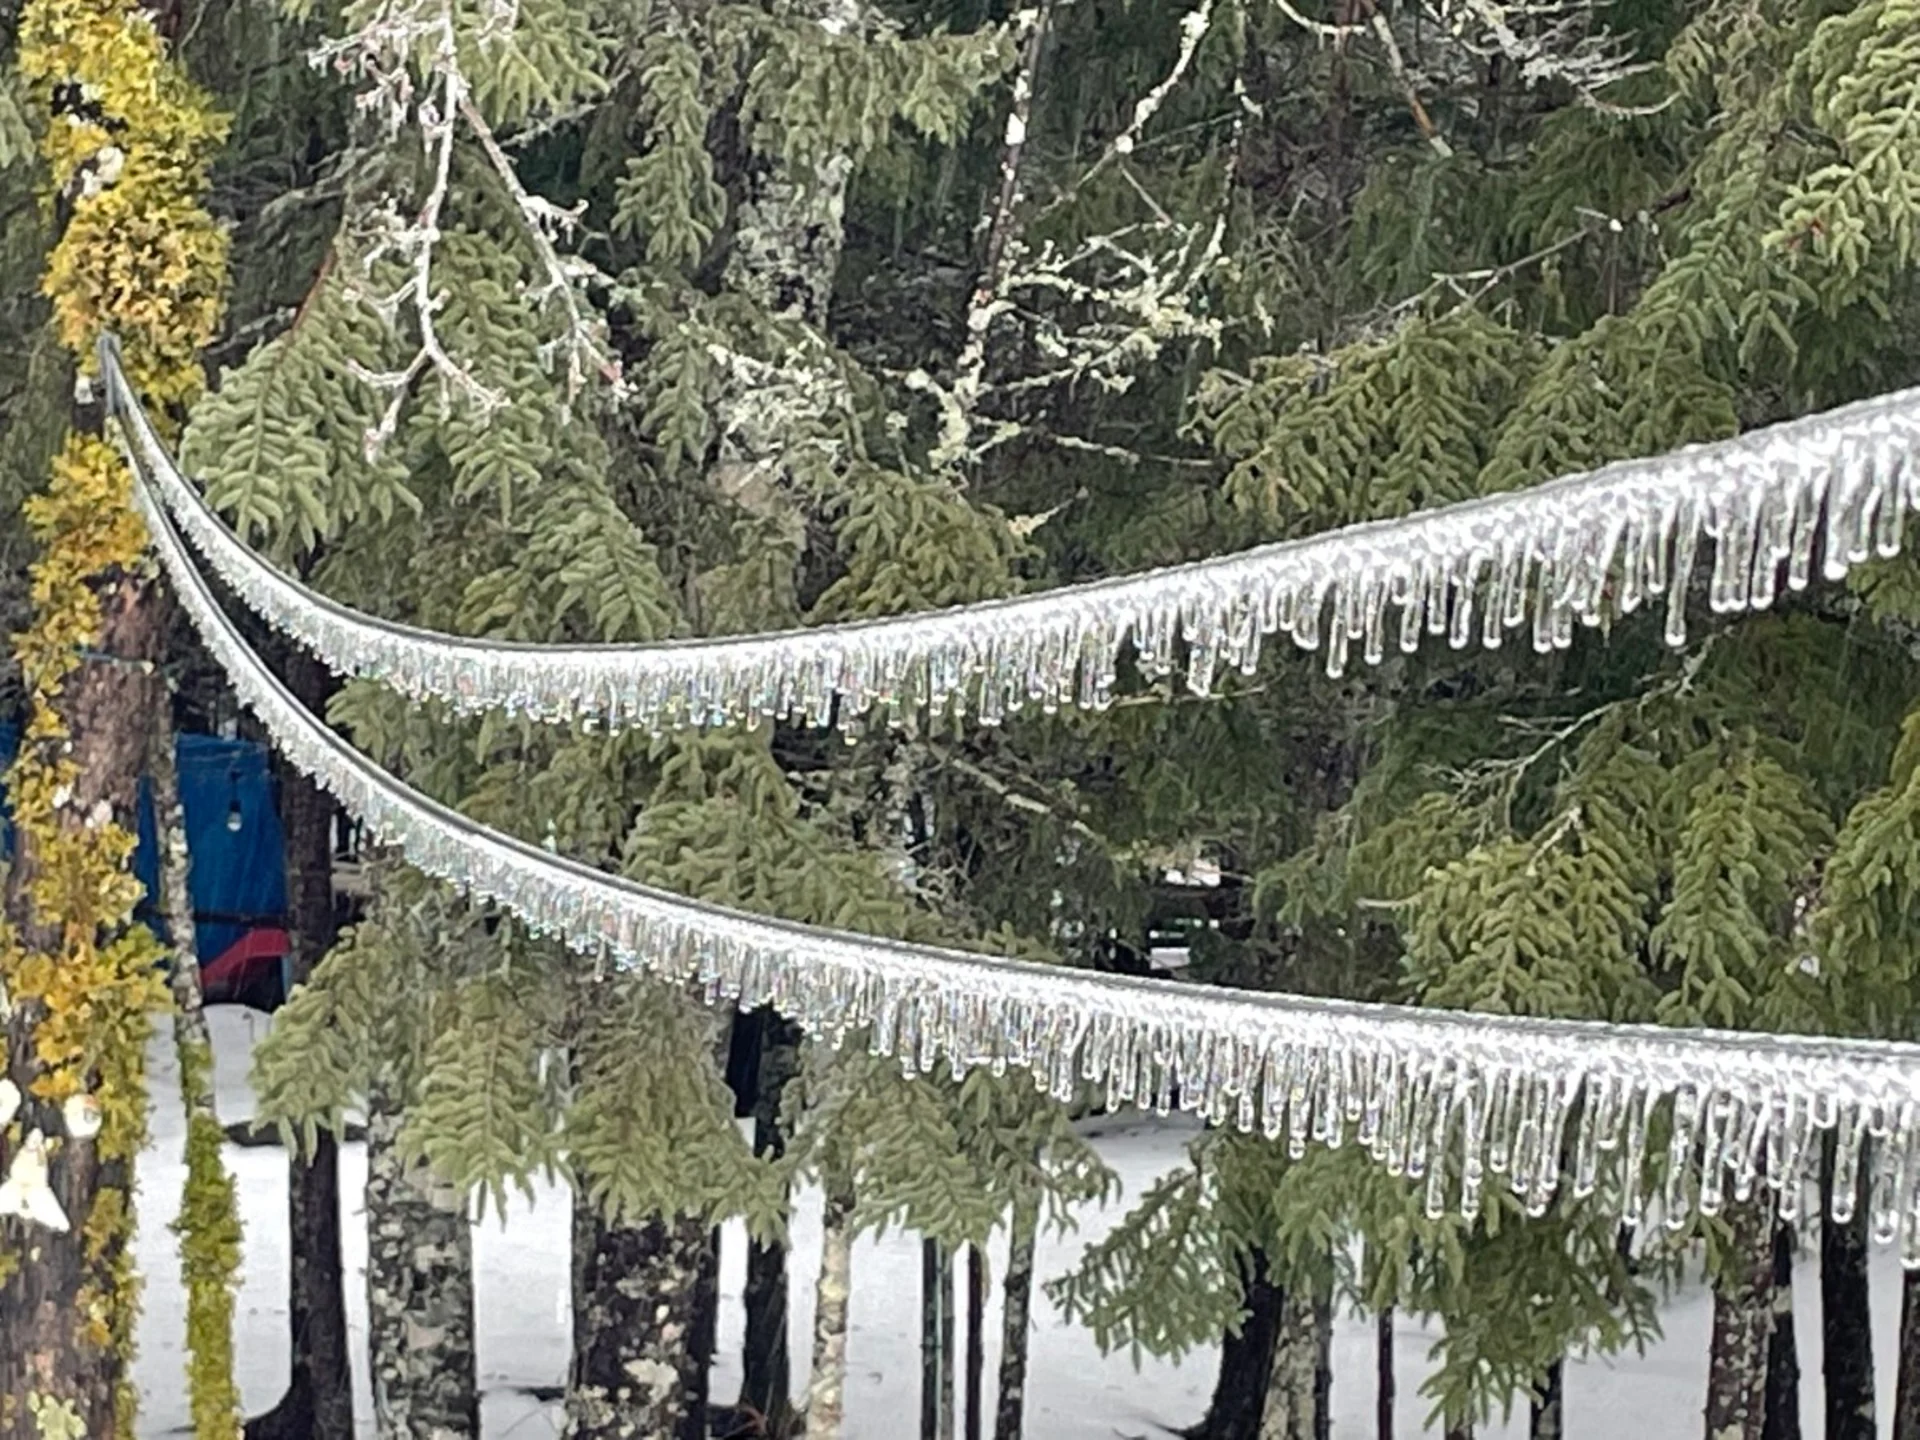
128 438 1920 1262
104 344 1920 739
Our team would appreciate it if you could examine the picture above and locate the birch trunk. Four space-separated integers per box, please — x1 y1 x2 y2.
1896 1268 1920 1440
150 721 244 1440
802 1181 856 1440
248 646 354 1440
1764 1225 1800 1440
1706 1194 1778 1440
1822 1135 1875 1440
1258 1288 1321 1440
993 1187 1041 1440
565 1191 710 1440
364 1068 477 1440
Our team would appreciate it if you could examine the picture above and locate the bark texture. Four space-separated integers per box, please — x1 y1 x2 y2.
1896 1268 1920 1440
965 1245 986 1440
1376 1309 1395 1440
1764 1225 1800 1440
1706 1195 1778 1440
1821 1139 1875 1440
993 1187 1041 1440
1531 1360 1565 1440
1258 1289 1321 1440
247 649 353 1440
802 1182 855 1440
1199 1249 1285 1440
151 717 244 1439
0 559 164 1440
365 1069 477 1440
741 1018 799 1426
565 1192 710 1440
922 1238 956 1440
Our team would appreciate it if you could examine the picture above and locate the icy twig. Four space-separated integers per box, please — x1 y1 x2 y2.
459 93 626 404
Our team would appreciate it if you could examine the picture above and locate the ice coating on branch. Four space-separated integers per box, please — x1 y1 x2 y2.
128 437 1920 1260
110 345 1920 737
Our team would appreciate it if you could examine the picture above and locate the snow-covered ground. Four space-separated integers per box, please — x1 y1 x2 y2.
129 1005 1905 1438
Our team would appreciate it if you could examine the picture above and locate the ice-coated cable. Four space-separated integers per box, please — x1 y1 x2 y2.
103 339 1920 736
119 390 1920 1257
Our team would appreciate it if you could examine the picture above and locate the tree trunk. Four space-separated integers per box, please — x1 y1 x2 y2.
1312 1291 1331 1440
1531 1360 1565 1440
0 472 167 1439
1376 1308 1395 1440
1258 1287 1321 1440
1764 1224 1800 1440
565 1190 710 1440
247 648 353 1440
993 1187 1041 1440
151 720 244 1440
965 1245 986 1440
1821 1135 1875 1440
742 1016 800 1427
1706 1194 1778 1440
923 1238 957 1440
802 1180 855 1440
1198 1248 1285 1440
1895 1268 1920 1440
365 1067 477 1440
691 1226 720 1423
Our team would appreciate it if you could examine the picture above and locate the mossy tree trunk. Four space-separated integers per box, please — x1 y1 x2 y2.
1706 1195 1778 1440
247 647 354 1440
0 498 167 1440
565 1191 711 1440
150 717 245 1440
364 1066 477 1440
802 1180 856 1440
1258 1288 1322 1440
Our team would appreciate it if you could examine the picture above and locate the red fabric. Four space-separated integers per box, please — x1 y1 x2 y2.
201 927 288 994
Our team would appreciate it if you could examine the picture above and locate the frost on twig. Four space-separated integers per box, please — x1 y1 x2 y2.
311 0 623 456
1267 0 1659 111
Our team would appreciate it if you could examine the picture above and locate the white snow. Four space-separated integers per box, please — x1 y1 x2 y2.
129 1005 1905 1438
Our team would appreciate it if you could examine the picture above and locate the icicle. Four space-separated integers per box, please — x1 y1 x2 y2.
108 341 1920 743
127 443 1920 1264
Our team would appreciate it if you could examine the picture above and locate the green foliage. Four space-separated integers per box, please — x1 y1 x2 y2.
739 14 1011 170
613 25 727 274
566 980 786 1234
181 279 414 559
1203 312 1541 531
1407 836 1656 1022
1651 735 1831 1028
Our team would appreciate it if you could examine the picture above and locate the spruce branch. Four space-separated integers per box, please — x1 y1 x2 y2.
311 0 624 449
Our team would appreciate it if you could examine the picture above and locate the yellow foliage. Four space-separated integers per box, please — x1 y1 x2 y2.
1 0 234 1426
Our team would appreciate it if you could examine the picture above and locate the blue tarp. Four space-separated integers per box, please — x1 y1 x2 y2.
0 722 289 967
